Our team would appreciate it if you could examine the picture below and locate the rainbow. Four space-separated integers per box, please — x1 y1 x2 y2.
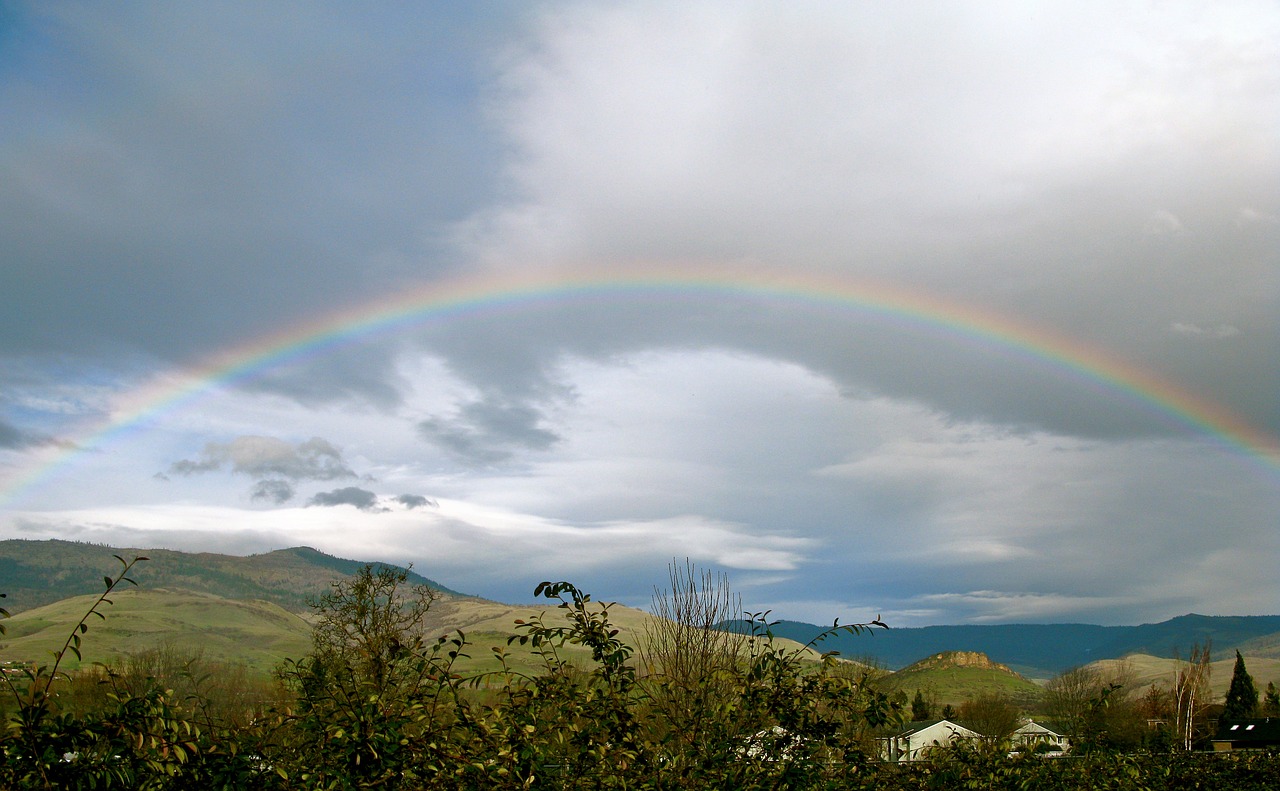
4 266 1278 507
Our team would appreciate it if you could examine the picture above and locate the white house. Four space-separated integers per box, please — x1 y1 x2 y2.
1011 720 1070 755
879 719 983 762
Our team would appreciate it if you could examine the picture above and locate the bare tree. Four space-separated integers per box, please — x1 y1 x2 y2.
958 693 1022 742
1171 641 1211 751
1044 665 1103 736
640 559 747 682
638 560 749 752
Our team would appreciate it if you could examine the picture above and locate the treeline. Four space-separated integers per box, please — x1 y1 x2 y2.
1 558 1277 790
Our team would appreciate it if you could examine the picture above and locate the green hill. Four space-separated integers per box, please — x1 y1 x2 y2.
874 651 1044 709
0 539 467 614
0 588 313 675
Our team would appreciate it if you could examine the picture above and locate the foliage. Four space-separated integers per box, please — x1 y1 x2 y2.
5 558 1280 789
1222 650 1258 719
956 693 1021 742
1264 681 1280 716
910 689 932 721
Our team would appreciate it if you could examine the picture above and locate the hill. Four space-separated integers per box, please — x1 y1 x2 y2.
1085 653 1280 701
0 539 467 614
0 588 313 675
873 651 1043 709
757 616 1280 676
0 542 828 680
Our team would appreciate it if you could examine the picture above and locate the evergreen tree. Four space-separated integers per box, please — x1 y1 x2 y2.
1263 681 1280 716
1222 650 1258 720
911 689 932 721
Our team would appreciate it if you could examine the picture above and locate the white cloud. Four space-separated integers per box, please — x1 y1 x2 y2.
1143 209 1184 236
1168 322 1241 338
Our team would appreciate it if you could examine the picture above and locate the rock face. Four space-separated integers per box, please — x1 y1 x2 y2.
904 650 1019 676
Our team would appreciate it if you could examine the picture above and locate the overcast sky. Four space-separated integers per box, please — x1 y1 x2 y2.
2 1 1277 627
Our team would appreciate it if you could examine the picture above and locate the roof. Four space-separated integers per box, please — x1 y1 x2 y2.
1015 720 1069 738
1213 719 1280 745
888 719 982 739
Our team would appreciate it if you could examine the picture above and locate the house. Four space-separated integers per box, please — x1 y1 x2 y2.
879 719 983 762
1011 720 1070 755
1211 719 1280 751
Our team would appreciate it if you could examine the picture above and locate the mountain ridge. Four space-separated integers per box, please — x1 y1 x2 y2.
759 614 1280 675
0 539 469 614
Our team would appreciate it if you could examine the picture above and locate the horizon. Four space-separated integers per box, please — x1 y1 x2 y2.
6 536 1279 631
1 3 1277 628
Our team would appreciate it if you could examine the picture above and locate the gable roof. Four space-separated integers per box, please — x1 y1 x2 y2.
889 719 982 739
1213 718 1280 745
1015 720 1069 738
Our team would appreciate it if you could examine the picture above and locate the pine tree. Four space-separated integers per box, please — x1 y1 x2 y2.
1221 650 1258 720
1263 681 1280 716
911 689 932 721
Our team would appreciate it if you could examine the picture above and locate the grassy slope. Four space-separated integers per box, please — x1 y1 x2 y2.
875 663 1044 709
1086 653 1280 701
1 585 821 682
0 539 463 614
0 588 313 675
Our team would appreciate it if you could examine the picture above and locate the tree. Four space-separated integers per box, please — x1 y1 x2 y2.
1263 682 1280 716
958 693 1021 742
1044 665 1103 736
1171 641 1211 751
638 560 749 760
306 562 437 692
910 689 932 721
278 563 460 788
1222 650 1258 720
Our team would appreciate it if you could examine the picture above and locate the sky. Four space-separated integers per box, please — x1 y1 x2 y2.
1 1 1277 627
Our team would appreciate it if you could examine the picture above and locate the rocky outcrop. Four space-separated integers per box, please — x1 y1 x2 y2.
903 650 1019 676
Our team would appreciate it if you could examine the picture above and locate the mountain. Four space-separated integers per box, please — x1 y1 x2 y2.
0 541 825 679
738 615 1280 677
0 539 468 614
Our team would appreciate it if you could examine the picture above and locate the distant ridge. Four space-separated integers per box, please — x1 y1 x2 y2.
0 539 469 614
737 615 1280 676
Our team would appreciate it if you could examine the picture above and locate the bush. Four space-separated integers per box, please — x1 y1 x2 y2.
5 558 1280 789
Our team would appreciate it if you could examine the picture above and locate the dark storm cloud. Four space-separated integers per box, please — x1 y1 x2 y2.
395 494 438 509
418 397 559 465
0 2 513 371
307 487 383 512
250 479 296 505
0 418 61 450
0 419 37 449
1 3 1277 630
168 436 354 481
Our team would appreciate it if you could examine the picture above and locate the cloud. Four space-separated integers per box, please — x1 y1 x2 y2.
418 397 560 465
168 436 355 480
1143 209 1185 236
1235 207 1278 227
395 494 438 509
1169 322 1241 338
0 419 41 449
307 487 384 512
0 418 66 450
250 479 296 505
1 4 1277 629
